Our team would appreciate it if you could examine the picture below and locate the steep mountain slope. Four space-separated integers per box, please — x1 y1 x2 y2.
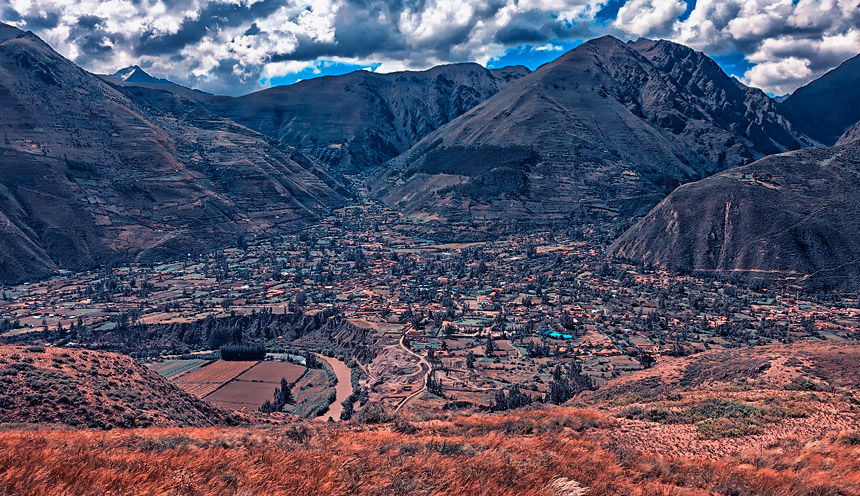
204 64 530 173
0 346 238 428
608 137 860 289
783 54 860 146
0 23 347 283
837 121 860 146
371 36 812 227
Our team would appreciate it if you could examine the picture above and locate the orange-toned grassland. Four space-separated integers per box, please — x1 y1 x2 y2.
3 343 860 495
1 406 859 495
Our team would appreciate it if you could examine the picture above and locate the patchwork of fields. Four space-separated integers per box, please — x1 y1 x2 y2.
148 359 341 417
171 361 258 398
206 361 306 410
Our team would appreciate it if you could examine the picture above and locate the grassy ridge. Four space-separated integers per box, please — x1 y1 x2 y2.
1 407 859 495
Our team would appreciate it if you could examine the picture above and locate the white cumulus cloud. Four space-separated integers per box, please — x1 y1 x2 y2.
613 0 687 37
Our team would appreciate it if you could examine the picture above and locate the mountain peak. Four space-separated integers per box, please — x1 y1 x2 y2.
585 34 625 47
110 65 171 85
536 35 629 71
572 34 628 55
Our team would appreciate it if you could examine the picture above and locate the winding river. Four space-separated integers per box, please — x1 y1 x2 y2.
314 354 352 422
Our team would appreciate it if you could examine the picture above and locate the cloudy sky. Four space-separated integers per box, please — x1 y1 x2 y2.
2 0 860 96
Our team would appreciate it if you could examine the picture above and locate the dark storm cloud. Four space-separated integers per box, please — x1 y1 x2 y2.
66 14 119 64
134 0 285 56
76 15 104 29
548 18 596 40
185 56 259 95
1 8 17 20
279 1 407 61
271 0 507 64
494 25 548 45
493 8 597 46
4 10 61 31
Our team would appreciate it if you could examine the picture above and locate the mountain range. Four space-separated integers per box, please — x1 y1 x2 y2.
198 64 530 173
0 23 346 283
607 55 860 290
3 21 860 288
370 36 814 226
782 54 860 146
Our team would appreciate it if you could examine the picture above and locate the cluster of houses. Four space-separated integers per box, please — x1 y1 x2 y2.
1 201 858 402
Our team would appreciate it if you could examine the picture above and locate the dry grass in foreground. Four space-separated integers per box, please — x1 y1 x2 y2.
2 406 860 496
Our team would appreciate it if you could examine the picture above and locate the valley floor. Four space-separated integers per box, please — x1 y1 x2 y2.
3 200 859 417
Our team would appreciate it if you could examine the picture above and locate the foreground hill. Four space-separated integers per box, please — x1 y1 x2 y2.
0 346 237 428
587 342 860 400
609 134 860 289
582 341 860 461
2 342 859 495
0 23 346 283
371 36 812 227
783 53 860 146
204 64 530 173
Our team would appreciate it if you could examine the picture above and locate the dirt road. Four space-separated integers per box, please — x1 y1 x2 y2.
394 334 431 413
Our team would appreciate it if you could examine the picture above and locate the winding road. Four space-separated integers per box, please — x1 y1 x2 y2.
394 334 432 413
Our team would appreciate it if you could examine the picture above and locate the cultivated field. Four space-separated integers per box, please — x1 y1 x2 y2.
206 381 280 411
147 359 207 379
171 361 257 398
206 361 306 411
236 361 305 383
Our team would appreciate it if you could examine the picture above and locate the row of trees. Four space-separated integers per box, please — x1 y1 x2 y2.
220 342 266 361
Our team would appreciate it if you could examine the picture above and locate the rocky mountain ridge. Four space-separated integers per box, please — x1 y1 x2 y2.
370 36 813 228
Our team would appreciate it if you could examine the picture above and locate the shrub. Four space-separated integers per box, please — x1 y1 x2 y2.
784 378 834 392
617 405 644 419
839 431 860 445
393 417 418 434
697 418 764 439
356 404 394 424
280 425 314 444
